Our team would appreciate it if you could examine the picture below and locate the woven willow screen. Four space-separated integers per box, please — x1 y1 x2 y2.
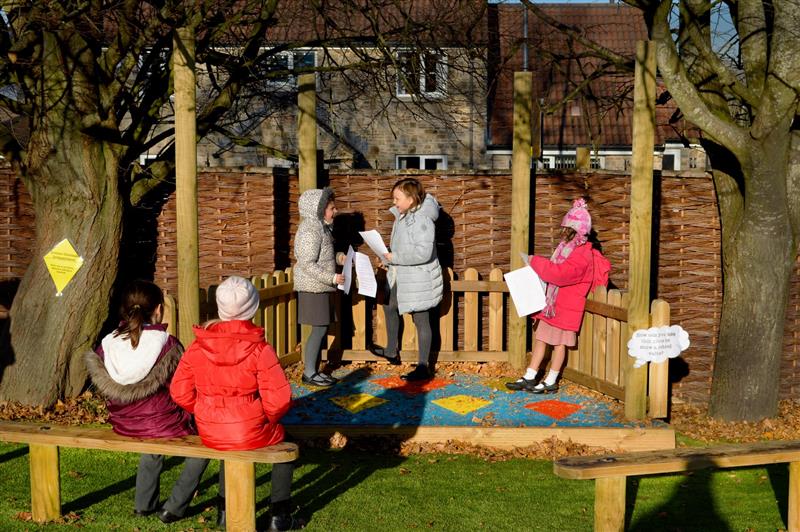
3 167 800 404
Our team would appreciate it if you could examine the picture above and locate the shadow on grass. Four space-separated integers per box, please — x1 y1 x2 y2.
627 468 728 531
62 456 182 515
272 363 430 528
768 463 789 527
0 445 27 464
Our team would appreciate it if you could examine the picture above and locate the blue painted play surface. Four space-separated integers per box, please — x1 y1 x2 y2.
284 367 652 429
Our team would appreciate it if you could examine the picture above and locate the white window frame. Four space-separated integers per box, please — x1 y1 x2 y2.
395 50 447 98
661 145 682 171
395 154 448 170
262 49 317 89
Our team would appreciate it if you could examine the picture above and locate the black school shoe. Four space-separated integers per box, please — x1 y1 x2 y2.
505 377 537 391
401 365 432 382
268 513 307 531
133 509 157 517
301 373 334 387
368 345 401 365
530 382 559 394
157 508 183 524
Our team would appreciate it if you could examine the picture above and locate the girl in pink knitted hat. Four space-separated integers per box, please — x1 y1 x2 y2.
506 198 610 393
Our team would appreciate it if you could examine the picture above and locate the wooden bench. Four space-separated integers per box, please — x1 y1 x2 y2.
0 421 299 532
554 440 800 532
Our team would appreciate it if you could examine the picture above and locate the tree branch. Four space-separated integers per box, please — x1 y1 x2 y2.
650 0 749 159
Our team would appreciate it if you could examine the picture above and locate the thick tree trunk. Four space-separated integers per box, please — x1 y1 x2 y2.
709 133 797 421
0 134 121 406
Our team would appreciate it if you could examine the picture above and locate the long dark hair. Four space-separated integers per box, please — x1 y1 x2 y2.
114 280 164 348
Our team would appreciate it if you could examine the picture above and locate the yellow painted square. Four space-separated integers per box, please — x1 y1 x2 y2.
329 393 388 414
432 395 492 415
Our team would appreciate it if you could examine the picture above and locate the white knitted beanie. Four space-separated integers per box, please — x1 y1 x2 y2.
216 276 259 321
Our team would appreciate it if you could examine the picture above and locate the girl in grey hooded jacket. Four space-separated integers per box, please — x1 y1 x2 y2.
293 187 344 387
371 177 443 381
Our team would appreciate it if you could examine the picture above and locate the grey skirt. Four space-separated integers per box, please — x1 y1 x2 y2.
297 291 336 326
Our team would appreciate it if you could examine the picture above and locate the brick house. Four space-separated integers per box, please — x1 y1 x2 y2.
181 1 704 172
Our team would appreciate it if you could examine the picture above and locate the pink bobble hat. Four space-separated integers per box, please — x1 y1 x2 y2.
561 198 592 236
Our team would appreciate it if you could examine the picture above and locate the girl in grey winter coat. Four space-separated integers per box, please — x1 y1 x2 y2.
293 187 344 387
370 177 443 381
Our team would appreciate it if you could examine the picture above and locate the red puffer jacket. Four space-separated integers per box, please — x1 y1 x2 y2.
170 320 291 450
530 242 610 332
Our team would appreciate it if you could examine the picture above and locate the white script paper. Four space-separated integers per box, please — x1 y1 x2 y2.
504 262 547 318
354 252 377 298
358 230 389 260
337 245 355 294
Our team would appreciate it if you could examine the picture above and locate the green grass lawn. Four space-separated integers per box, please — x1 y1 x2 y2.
0 441 790 531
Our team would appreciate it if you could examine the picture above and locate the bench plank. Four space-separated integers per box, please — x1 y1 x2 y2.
555 440 800 480
0 421 299 463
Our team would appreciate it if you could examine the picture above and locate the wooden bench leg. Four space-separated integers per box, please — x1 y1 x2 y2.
225 459 255 532
29 443 60 523
595 476 626 532
790 461 800 532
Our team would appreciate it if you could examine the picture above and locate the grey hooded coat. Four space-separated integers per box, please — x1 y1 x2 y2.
388 193 443 314
293 187 337 293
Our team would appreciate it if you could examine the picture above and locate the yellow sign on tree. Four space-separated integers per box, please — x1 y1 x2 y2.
43 239 84 296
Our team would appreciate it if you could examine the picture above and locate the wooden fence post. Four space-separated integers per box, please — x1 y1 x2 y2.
297 72 317 355
648 299 670 418
509 71 533 369
576 146 590 170
173 26 199 347
625 40 656 420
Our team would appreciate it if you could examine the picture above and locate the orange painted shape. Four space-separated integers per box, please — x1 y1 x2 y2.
525 400 583 420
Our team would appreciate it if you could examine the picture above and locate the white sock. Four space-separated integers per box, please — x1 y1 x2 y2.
544 369 560 386
524 368 538 380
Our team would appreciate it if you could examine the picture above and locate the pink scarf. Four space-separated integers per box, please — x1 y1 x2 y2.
541 234 588 318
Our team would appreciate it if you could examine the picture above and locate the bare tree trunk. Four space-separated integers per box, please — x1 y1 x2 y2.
710 132 797 421
0 133 121 405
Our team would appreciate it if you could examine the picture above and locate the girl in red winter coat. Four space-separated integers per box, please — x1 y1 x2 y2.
506 199 610 394
170 275 304 531
84 280 209 524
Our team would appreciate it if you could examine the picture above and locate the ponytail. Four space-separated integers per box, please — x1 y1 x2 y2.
114 280 164 349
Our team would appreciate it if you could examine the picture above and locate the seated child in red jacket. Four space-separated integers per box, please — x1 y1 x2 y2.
170 275 304 531
85 280 208 524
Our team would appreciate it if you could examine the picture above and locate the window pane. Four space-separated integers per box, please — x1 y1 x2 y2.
397 52 420 95
398 156 420 169
424 54 440 93
662 154 675 170
423 157 442 170
293 51 315 69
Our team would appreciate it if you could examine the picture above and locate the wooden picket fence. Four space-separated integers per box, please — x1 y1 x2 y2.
164 267 671 418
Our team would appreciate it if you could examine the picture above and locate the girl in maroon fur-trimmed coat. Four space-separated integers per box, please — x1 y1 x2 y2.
85 280 208 524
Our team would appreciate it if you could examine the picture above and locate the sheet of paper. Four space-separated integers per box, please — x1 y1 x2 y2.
354 252 377 298
519 251 546 292
358 229 389 259
337 245 355 294
504 266 547 318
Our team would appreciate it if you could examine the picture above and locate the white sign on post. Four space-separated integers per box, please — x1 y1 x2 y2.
627 325 690 368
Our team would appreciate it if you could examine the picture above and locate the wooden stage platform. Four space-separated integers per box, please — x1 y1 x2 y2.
283 367 675 452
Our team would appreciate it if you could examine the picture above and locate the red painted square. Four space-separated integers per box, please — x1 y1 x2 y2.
372 376 452 395
525 400 583 420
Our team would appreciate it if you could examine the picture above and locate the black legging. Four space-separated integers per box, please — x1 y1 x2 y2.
303 324 328 378
382 282 436 365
